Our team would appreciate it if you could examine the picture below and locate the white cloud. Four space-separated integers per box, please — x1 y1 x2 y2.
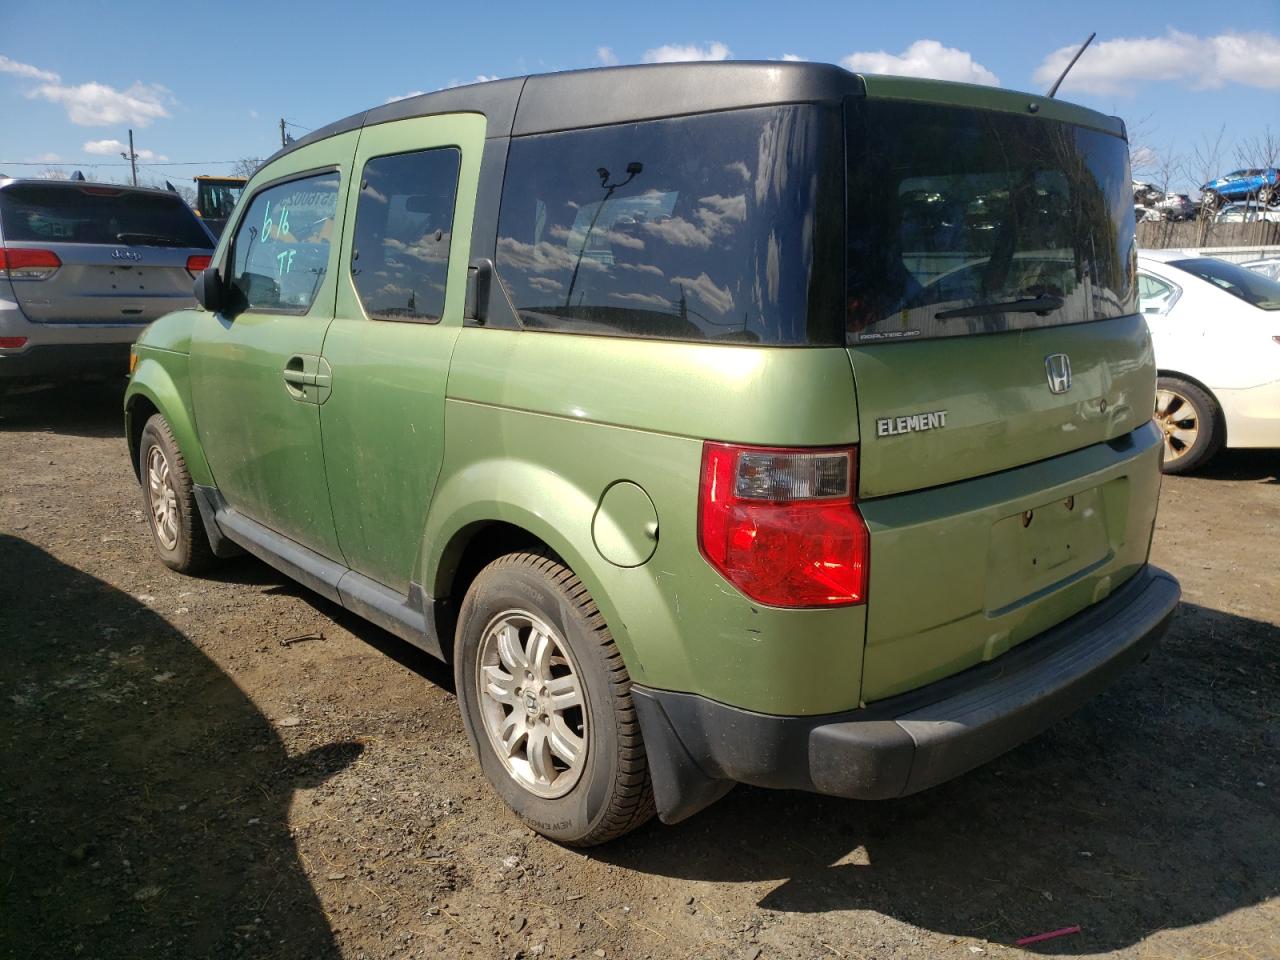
842 39 999 86
671 271 734 315
249 109 259 119
83 138 168 162
1033 30 1280 96
29 80 172 127
781 54 805 62
596 46 619 66
385 90 427 103
26 152 63 163
643 42 731 64
444 74 500 89
0 55 59 83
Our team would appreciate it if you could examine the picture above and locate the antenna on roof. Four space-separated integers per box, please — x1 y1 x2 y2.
1046 32 1096 98
70 170 86 181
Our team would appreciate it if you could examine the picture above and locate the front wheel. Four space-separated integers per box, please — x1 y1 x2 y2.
1155 377 1224 474
139 414 215 574
454 552 654 845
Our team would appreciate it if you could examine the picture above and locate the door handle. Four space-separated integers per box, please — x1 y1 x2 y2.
283 355 318 401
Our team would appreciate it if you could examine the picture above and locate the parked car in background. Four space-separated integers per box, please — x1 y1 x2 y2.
0 179 214 395
1240 257 1280 281
1138 250 1280 472
1132 180 1161 207
1153 193 1196 221
1201 168 1279 207
1213 202 1280 224
1203 167 1274 207
125 62 1178 845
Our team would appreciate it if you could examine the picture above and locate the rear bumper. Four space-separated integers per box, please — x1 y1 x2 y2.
633 564 1180 823
1216 379 1280 449
0 341 133 380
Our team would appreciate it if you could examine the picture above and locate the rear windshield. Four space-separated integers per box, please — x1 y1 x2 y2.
0 183 213 249
846 100 1136 343
1168 257 1280 310
494 104 844 345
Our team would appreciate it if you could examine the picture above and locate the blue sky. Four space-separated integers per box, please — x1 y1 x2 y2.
3 0 1278 194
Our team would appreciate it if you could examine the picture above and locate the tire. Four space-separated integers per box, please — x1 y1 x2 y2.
1155 376 1224 475
454 552 655 846
138 413 216 574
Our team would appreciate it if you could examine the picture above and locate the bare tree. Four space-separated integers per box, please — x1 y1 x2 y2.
1188 124 1227 240
1233 125 1280 169
1233 126 1280 206
38 166 70 180
232 157 264 180
150 179 197 205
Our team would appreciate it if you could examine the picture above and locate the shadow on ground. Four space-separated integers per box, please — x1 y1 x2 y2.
1192 448 1280 483
206 553 457 695
601 602 1280 953
0 380 127 439
0 536 361 958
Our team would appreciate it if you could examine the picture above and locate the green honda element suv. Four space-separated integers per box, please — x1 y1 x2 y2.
124 62 1180 845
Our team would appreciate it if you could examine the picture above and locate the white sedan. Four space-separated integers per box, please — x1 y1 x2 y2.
1138 250 1280 473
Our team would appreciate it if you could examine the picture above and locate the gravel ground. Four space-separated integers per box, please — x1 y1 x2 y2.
1 381 1277 960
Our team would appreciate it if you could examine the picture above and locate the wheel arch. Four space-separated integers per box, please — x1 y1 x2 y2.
125 356 213 487
420 459 669 683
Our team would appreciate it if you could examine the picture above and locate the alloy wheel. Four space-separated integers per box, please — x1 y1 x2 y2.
1155 388 1200 464
146 444 180 550
476 610 588 799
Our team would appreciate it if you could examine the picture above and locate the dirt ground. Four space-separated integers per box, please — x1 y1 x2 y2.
1 381 1277 960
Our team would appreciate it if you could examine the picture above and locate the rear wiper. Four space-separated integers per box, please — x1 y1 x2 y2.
935 295 1065 321
115 232 185 247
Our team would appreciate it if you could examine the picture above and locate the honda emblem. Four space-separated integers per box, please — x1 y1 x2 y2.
1045 354 1072 394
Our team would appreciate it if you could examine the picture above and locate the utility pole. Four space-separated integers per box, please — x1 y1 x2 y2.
280 118 287 149
120 129 139 186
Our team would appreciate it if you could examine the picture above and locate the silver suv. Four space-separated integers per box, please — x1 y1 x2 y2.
0 179 214 390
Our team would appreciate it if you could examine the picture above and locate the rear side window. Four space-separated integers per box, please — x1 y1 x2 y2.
0 183 212 248
229 172 340 313
351 148 460 322
494 105 843 345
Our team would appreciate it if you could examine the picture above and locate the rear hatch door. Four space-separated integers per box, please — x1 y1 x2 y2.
842 90 1157 701
0 182 212 324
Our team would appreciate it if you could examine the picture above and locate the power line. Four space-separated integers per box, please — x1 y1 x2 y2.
1 159 241 167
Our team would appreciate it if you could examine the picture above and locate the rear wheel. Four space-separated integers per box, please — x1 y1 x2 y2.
454 552 654 845
1155 376 1224 474
139 414 215 574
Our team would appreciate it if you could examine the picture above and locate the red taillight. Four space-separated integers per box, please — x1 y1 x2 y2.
186 254 212 276
0 247 62 280
698 442 869 608
0 336 28 349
